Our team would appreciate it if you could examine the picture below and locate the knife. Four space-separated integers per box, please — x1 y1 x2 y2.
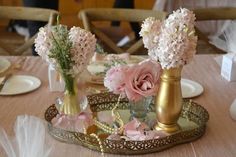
0 73 12 92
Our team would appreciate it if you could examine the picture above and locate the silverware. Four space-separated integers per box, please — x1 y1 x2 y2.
0 73 12 92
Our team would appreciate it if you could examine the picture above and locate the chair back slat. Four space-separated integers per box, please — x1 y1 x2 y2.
0 6 59 55
83 8 166 22
79 8 166 54
193 7 236 54
0 6 58 22
194 7 236 21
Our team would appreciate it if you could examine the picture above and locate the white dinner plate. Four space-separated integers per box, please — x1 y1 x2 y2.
88 55 146 75
87 55 146 84
181 79 204 98
87 63 107 76
0 75 41 96
0 58 11 73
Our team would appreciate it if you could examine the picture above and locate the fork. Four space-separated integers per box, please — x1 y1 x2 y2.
0 73 12 92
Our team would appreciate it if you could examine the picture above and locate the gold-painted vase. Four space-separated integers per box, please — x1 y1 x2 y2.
155 66 183 133
60 76 80 115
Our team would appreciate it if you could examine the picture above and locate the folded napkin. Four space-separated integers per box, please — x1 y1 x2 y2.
213 21 236 67
218 22 236 81
224 21 236 54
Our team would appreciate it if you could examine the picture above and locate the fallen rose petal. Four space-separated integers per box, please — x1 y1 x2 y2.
143 130 168 140
124 118 149 135
107 134 121 140
51 106 94 132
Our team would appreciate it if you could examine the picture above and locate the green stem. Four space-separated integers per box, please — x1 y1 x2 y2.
51 32 70 71
62 73 75 95
49 26 75 95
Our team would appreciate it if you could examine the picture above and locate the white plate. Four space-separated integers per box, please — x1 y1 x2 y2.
87 55 147 84
181 79 204 98
0 58 11 73
0 75 41 95
87 63 107 76
88 55 146 75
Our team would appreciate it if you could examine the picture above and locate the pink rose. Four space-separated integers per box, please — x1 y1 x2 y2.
104 66 129 97
125 60 162 102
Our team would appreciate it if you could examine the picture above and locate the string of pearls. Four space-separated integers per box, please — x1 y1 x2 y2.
94 95 124 134
90 133 104 156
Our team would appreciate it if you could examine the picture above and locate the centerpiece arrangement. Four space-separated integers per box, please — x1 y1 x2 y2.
140 8 198 132
35 23 96 115
43 8 209 155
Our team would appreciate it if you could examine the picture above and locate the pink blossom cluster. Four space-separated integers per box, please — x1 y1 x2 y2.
69 27 96 75
34 27 56 64
35 25 96 76
104 60 162 102
140 8 197 69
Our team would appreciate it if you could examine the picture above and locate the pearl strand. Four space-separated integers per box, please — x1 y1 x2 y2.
94 94 124 134
90 133 104 156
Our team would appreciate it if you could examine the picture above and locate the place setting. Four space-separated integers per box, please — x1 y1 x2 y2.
87 53 147 84
0 57 41 96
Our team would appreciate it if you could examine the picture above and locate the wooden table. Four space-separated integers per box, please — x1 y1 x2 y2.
0 55 236 157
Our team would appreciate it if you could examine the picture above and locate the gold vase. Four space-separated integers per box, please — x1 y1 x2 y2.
155 66 183 133
60 76 80 115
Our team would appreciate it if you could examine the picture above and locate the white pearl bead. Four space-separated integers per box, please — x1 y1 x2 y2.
229 98 236 120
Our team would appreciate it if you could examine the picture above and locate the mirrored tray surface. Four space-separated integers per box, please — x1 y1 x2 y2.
45 93 209 155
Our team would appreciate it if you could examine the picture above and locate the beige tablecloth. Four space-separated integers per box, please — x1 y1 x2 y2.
0 55 236 157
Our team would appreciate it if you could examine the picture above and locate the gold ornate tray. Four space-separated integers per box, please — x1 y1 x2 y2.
45 93 209 155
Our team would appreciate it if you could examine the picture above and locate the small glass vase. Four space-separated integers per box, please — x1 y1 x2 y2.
60 75 80 115
129 96 152 122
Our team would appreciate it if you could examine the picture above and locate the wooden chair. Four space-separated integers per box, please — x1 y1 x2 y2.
79 8 166 54
0 6 58 56
193 7 236 54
